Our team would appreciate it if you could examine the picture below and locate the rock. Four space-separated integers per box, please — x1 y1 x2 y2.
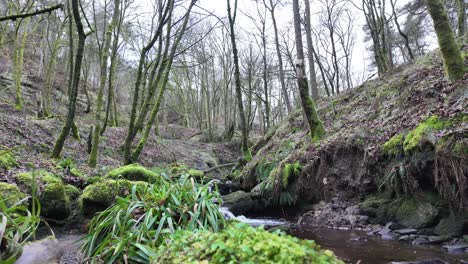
434 216 466 237
106 164 162 183
389 259 448 264
79 179 148 216
0 182 27 207
16 237 62 264
442 243 468 254
412 236 429 245
395 200 438 228
345 205 360 215
426 235 450 244
222 191 254 215
394 228 417 235
381 231 399 240
15 171 70 220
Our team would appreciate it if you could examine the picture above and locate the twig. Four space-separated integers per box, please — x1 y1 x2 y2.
0 4 64 22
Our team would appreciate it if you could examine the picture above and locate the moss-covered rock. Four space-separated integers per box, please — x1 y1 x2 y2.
282 162 302 188
14 170 70 220
106 164 162 183
222 190 254 215
0 182 27 207
79 179 148 216
0 152 18 170
393 198 438 228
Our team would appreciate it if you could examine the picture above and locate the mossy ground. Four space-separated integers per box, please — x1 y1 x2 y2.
0 152 18 170
382 133 405 155
156 222 343 264
403 115 448 153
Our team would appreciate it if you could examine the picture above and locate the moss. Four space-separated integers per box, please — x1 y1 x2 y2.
255 160 276 181
187 168 204 179
14 170 71 219
382 133 405 155
0 152 18 170
0 182 27 207
65 184 81 200
156 222 343 264
80 179 148 215
282 162 302 188
106 164 162 183
403 115 448 152
86 176 103 185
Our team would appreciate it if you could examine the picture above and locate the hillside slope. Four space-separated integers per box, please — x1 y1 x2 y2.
235 46 467 234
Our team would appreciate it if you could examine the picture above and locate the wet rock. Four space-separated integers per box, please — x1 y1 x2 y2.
222 191 254 215
442 243 468 254
394 228 417 235
345 205 360 215
412 236 429 245
426 235 450 244
389 259 448 264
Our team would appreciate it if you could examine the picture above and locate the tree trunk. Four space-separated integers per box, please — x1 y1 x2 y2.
292 0 325 141
456 0 466 36
51 0 89 158
227 0 250 158
88 0 120 167
268 0 292 113
426 0 465 80
304 0 319 100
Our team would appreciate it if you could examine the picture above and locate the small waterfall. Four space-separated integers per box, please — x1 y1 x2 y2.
219 207 287 227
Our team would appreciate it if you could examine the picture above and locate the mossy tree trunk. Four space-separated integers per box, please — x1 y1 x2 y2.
52 0 90 158
426 0 465 80
13 18 29 110
130 0 197 162
88 0 120 168
227 0 250 157
123 1 173 164
292 0 325 141
44 21 66 116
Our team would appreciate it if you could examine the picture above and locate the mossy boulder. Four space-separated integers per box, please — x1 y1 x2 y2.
222 190 254 215
393 198 438 228
79 179 148 216
0 152 18 170
106 164 162 183
14 170 71 220
168 164 205 179
0 182 27 207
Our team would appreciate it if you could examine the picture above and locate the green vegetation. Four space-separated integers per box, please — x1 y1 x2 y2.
0 195 40 262
382 133 405 155
403 115 448 152
156 222 343 264
0 151 18 170
0 182 27 207
57 158 86 178
282 162 302 188
81 176 224 263
106 163 163 183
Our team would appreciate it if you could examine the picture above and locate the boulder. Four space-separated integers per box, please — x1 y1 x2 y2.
106 164 162 183
0 182 27 207
79 179 148 216
395 200 438 228
434 216 466 237
15 171 70 220
222 191 254 215
15 237 62 264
